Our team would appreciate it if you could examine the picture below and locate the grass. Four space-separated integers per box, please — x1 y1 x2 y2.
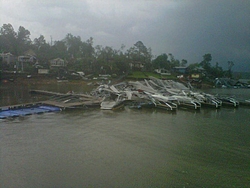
126 71 177 80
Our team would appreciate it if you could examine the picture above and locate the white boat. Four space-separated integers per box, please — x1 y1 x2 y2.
171 95 201 110
187 91 222 109
217 96 239 107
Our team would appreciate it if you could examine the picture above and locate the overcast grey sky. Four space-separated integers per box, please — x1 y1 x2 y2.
1 0 249 71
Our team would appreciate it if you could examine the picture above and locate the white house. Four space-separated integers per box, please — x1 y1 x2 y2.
129 61 145 70
1 52 17 64
155 68 171 75
49 58 67 69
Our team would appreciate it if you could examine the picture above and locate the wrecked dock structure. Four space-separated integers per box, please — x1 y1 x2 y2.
29 90 103 109
0 90 103 119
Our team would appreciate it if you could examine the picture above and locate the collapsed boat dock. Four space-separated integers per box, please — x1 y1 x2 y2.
30 89 102 109
1 77 249 119
0 90 102 119
0 103 61 119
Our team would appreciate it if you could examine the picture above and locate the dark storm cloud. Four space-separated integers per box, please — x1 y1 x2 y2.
143 0 250 71
1 0 249 71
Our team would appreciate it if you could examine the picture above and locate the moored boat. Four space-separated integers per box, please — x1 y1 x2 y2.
217 96 239 107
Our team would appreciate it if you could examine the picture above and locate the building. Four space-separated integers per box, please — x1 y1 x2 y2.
172 67 187 74
17 49 37 71
18 49 37 64
214 78 248 88
17 55 36 72
50 58 67 69
18 55 36 63
155 68 171 75
0 52 17 64
129 61 145 70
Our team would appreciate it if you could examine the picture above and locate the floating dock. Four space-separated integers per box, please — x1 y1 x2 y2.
239 100 250 106
0 104 61 119
0 90 103 119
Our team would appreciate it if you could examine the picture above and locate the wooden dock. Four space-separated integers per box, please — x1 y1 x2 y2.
30 89 93 98
41 99 101 109
29 89 102 109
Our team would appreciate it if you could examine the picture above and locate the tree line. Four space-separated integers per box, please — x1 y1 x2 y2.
0 23 233 78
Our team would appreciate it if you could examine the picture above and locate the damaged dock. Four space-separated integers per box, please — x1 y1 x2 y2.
0 103 61 119
0 90 103 119
30 89 102 109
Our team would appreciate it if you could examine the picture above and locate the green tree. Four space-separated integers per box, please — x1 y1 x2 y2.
52 40 68 59
16 26 31 55
33 35 47 49
85 37 95 58
98 46 117 74
0 23 17 54
168 53 180 68
180 59 188 67
209 62 224 78
64 33 82 59
152 53 169 69
200 53 212 70
33 35 51 66
126 41 152 71
187 63 200 74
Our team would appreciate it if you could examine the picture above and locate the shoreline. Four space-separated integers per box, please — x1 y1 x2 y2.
1 75 215 88
1 77 89 85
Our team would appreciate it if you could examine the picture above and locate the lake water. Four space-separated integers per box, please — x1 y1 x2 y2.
1 82 250 187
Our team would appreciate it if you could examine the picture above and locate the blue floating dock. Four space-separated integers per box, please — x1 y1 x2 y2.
0 105 61 119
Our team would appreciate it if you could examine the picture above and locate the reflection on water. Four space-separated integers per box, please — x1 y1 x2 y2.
1 84 250 187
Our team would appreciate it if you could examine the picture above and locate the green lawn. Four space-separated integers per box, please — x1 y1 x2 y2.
126 71 177 80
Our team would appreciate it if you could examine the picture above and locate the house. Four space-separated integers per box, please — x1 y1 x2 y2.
18 49 37 64
18 55 36 63
17 55 36 72
16 49 37 71
155 68 171 75
172 66 187 74
50 58 67 69
190 74 201 79
129 61 145 70
0 52 17 64
214 78 248 88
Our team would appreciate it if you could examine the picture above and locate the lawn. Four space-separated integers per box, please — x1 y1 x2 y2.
126 71 177 80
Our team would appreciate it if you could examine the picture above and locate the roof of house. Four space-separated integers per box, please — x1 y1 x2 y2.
173 66 187 69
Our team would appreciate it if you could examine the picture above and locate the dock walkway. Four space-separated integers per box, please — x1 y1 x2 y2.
1 90 102 118
29 89 102 109
0 104 61 119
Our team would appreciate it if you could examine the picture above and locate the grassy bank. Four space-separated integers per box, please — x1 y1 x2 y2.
1 71 214 88
126 71 177 80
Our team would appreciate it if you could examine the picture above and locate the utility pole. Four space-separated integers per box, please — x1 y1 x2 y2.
50 35 53 46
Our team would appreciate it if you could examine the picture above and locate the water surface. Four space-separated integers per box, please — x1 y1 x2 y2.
1 83 250 187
